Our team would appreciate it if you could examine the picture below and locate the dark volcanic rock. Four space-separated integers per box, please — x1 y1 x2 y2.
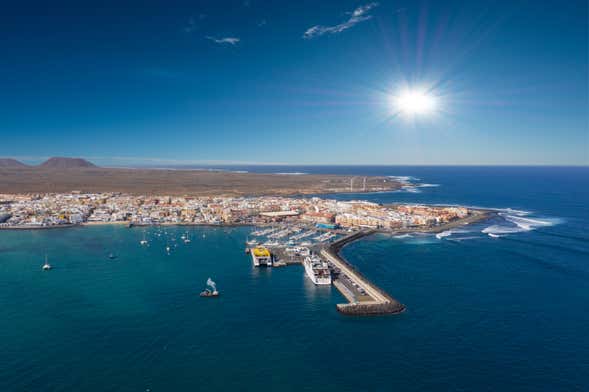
39 157 97 169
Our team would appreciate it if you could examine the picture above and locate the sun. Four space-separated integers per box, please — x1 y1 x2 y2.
392 89 438 116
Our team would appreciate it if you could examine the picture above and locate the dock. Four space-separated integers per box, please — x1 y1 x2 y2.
247 229 405 316
321 231 405 316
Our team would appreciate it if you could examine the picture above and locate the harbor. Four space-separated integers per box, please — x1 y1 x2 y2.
322 232 405 315
246 227 405 316
244 210 491 315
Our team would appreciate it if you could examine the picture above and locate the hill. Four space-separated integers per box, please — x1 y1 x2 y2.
39 157 97 169
0 158 28 168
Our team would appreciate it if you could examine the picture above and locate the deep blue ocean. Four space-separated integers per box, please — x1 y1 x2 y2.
1 166 588 391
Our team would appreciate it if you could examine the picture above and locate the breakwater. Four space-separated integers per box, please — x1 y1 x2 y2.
321 231 405 316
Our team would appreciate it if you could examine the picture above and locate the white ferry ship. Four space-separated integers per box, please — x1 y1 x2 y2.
251 246 273 267
303 255 332 285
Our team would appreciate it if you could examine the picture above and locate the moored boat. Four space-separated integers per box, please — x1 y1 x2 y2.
251 246 272 267
303 254 331 285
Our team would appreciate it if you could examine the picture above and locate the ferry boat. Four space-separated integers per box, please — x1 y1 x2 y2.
251 246 272 267
303 255 332 285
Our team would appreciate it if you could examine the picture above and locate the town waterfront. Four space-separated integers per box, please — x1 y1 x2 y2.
1 166 588 391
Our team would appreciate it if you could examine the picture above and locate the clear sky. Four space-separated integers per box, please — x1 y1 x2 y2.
1 0 587 166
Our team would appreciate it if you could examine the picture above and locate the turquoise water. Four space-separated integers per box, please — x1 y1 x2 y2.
1 167 588 391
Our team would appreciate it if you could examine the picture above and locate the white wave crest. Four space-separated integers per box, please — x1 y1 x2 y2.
436 229 469 240
393 234 412 239
482 213 561 236
388 175 419 183
401 186 421 193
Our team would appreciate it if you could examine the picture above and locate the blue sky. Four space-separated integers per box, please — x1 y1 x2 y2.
1 0 587 165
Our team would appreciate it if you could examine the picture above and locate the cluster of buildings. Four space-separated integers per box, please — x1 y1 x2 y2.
0 192 469 230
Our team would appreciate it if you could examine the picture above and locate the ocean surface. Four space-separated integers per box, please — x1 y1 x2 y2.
1 166 588 391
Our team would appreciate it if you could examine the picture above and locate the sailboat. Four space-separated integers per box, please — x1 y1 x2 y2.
200 277 219 297
140 231 148 245
42 255 52 270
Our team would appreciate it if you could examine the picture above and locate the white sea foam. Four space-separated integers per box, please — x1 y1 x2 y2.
447 236 480 242
482 225 523 234
388 176 419 183
436 229 469 240
436 230 453 239
393 234 412 239
275 172 307 175
388 175 440 193
482 213 561 236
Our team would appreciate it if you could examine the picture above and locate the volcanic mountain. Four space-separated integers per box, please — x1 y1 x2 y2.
0 158 28 168
39 157 97 169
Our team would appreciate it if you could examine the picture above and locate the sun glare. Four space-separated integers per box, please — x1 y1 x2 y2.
392 89 438 116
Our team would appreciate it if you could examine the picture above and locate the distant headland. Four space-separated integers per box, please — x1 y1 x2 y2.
0 157 402 196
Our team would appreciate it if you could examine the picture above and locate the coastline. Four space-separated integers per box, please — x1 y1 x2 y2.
0 208 493 232
321 211 491 316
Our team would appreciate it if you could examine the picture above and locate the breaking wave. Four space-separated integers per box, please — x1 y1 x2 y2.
392 234 412 239
388 175 440 193
435 229 469 240
482 210 562 237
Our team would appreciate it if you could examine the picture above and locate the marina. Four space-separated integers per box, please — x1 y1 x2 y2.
246 226 404 315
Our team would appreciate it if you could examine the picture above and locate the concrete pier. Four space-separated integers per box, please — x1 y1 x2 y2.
321 231 405 316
